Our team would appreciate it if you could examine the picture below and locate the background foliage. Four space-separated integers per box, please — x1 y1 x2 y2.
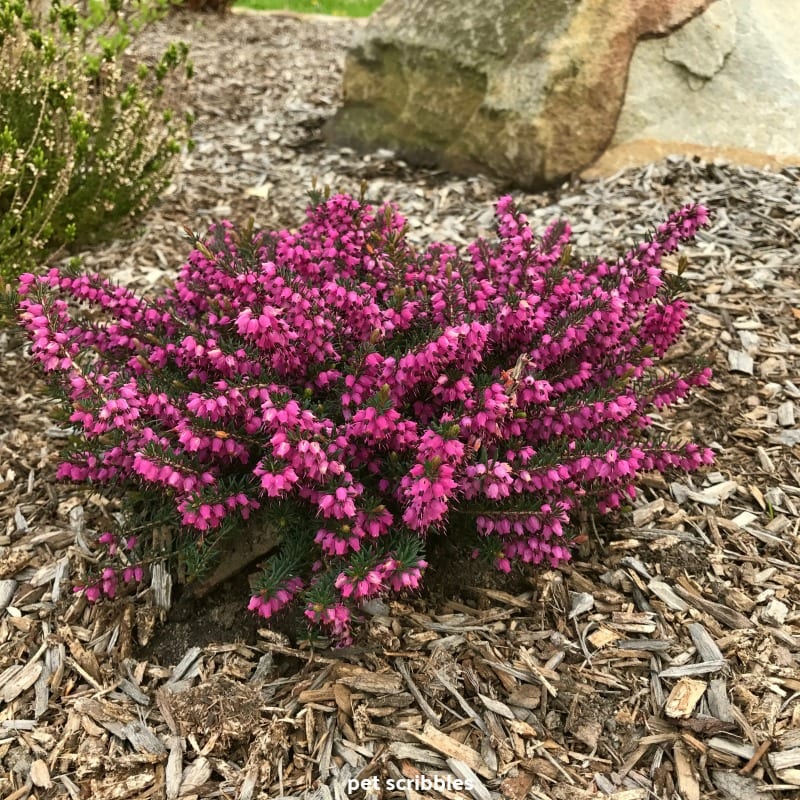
0 0 192 288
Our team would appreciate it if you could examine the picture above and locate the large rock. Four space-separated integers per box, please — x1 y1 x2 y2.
585 0 800 176
327 0 714 188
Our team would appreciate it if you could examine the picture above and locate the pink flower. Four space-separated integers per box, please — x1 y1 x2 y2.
20 191 713 643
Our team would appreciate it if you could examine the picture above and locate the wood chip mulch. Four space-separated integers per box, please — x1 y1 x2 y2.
1 9 799 800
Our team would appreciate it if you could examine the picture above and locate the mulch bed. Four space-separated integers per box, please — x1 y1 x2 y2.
1 9 799 800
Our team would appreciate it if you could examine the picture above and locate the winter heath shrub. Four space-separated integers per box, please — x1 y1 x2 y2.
18 193 713 644
0 0 191 289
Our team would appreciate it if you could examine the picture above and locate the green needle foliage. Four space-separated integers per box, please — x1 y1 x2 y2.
0 0 193 289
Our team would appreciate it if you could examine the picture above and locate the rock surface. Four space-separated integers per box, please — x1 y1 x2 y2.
586 0 800 176
327 0 714 188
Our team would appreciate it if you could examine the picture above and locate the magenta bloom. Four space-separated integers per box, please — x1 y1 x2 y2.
19 193 714 644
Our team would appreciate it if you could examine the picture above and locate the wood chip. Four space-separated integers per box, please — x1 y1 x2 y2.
673 586 754 630
648 579 689 611
336 671 403 695
707 679 735 723
728 350 754 375
688 623 725 662
659 660 727 678
410 722 495 779
674 740 700 800
768 749 800 771
664 678 707 718
446 758 492 800
29 759 51 789
0 661 42 703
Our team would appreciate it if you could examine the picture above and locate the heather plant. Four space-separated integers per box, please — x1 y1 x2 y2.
0 0 191 289
18 192 714 644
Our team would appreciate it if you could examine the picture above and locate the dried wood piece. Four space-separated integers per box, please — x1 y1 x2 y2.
434 671 487 734
739 739 772 775
707 679 734 723
708 737 755 760
688 623 725 662
506 685 541 711
165 647 203 687
697 480 740 504
336 671 403 695
178 756 212 796
731 511 757 528
672 586 754 630
477 693 514 720
768 749 800 771
568 591 594 619
571 720 602 750
29 759 51 790
755 446 775 472
387 743 446 767
609 611 657 633
394 658 440 725
664 678 707 718
410 722 494 779
761 598 789 626
674 741 700 800
780 730 800 750
0 660 42 703
632 498 665 527
151 562 173 610
0 579 17 611
776 769 800 787
617 638 672 652
711 770 763 800
648 579 689 611
499 770 535 800
659 660 726 678
468 587 532 608
118 677 150 706
587 627 623 648
777 401 796 427
165 736 183 800
122 720 167 755
446 758 492 800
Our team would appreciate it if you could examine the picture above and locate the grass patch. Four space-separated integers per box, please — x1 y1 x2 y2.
235 0 383 16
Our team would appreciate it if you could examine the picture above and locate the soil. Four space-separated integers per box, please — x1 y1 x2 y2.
137 531 537 664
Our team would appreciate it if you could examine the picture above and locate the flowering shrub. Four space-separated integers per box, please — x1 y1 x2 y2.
0 0 191 288
18 193 713 644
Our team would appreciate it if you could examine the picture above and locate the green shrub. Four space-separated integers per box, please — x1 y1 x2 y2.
0 0 192 289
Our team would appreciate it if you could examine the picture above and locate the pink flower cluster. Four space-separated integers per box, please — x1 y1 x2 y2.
19 194 713 643
249 576 304 619
73 533 143 602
